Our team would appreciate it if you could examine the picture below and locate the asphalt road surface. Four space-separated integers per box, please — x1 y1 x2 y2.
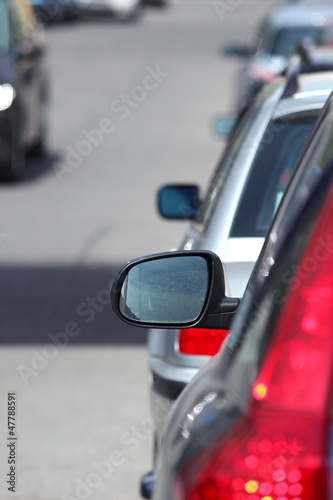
0 1 282 499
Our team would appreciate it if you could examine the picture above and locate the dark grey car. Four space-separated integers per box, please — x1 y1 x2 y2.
0 0 49 180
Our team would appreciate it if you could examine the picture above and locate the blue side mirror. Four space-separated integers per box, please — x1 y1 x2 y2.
157 185 200 220
222 44 254 58
213 115 237 138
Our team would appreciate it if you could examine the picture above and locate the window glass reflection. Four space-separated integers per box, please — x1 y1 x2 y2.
120 256 209 324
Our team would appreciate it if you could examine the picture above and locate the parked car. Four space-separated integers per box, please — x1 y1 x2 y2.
288 0 333 4
0 0 49 180
224 3 333 111
30 0 79 23
144 66 333 483
111 87 333 500
74 0 142 21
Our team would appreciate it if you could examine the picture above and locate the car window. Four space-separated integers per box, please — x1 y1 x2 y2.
226 96 333 360
197 82 283 231
230 113 317 238
254 20 275 54
0 1 10 54
271 26 328 57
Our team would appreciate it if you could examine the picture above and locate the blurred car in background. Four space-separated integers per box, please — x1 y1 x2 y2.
224 2 333 111
0 0 49 180
30 0 79 23
288 0 333 4
297 42 333 73
111 86 333 500
74 0 142 21
144 66 333 492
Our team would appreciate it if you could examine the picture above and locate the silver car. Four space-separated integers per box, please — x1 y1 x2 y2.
145 69 333 483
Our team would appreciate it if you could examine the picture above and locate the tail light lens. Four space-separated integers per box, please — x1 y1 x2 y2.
247 66 279 84
176 186 333 500
178 328 230 356
178 413 327 500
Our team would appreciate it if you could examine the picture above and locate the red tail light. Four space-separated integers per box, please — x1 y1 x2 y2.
178 413 327 500
176 186 333 500
247 66 279 84
178 328 230 356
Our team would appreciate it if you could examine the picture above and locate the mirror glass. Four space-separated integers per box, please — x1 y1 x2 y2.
159 185 199 219
214 115 236 138
119 255 209 324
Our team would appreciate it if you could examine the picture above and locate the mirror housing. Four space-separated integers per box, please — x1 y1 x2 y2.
110 251 240 330
158 185 200 220
223 43 254 59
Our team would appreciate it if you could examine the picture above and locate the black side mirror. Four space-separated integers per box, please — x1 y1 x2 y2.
110 251 240 330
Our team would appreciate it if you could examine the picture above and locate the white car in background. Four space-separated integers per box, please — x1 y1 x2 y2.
74 0 142 20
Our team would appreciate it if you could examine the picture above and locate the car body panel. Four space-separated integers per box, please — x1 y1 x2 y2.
222 238 264 298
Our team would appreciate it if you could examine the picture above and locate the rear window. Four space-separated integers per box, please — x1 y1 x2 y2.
197 85 276 231
0 1 10 55
271 26 330 57
230 115 317 238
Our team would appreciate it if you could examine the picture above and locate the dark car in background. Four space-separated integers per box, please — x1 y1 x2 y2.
0 0 49 180
30 0 79 23
111 88 333 500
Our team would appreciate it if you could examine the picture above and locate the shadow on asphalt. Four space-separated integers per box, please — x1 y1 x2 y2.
0 265 148 345
24 151 60 183
0 151 59 185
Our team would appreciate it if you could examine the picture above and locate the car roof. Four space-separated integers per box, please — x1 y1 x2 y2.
273 70 333 118
266 4 333 29
297 70 333 92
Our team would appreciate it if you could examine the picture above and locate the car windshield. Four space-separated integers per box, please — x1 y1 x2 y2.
230 114 317 238
270 26 328 56
0 0 10 55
